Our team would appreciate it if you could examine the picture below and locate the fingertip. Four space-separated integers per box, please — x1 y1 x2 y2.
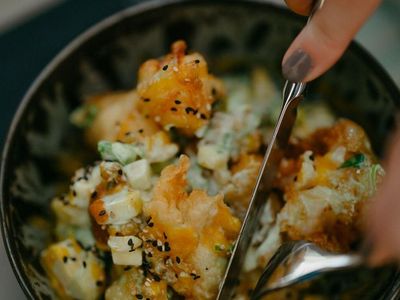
367 244 394 267
283 0 381 82
284 0 314 16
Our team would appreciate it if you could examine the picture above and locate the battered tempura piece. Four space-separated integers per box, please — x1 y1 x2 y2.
141 156 241 299
71 90 160 146
105 268 169 300
137 41 225 136
278 119 384 252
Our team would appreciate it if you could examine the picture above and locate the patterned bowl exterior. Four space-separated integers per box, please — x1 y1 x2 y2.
1 0 400 299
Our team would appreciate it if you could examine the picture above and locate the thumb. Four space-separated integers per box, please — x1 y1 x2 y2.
282 0 381 83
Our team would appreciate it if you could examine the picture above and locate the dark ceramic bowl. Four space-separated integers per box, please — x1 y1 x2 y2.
1 0 400 299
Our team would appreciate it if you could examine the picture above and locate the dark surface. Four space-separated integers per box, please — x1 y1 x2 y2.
0 0 141 146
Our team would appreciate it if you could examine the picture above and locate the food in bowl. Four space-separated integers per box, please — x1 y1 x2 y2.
40 41 384 300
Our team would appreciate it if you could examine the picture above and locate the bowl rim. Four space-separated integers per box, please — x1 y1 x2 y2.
1 0 399 299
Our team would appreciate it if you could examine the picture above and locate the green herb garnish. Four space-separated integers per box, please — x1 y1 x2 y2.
340 153 366 169
214 244 224 252
70 104 98 128
98 141 140 165
368 164 385 193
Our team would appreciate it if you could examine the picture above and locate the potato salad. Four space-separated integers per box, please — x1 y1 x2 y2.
41 41 384 300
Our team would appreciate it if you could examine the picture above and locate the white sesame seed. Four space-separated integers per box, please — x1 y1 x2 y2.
173 66 178 72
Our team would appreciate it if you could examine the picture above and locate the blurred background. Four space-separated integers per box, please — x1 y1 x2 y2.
0 0 399 298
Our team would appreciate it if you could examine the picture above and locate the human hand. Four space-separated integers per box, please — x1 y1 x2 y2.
282 0 381 82
368 132 400 265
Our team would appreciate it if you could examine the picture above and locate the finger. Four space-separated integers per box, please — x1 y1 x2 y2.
282 0 382 82
284 0 314 16
367 133 400 266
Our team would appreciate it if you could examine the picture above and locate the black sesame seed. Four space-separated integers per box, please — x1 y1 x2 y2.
129 248 136 252
124 266 132 271
200 113 207 120
175 100 181 105
171 107 177 112
153 274 161 282
128 238 134 246
147 252 153 258
148 222 154 227
190 273 201 280
185 107 197 115
72 190 77 197
96 281 103 287
83 261 87 268
118 169 123 176
138 129 144 134
195 59 200 64
99 210 106 217
143 98 150 102
91 191 98 199
136 295 143 299
71 257 77 262
294 176 298 182
152 241 158 247
205 267 209 271
157 246 163 252
212 87 217 96
163 232 168 239
165 245 171 252
162 65 169 71
63 256 68 263
176 256 181 264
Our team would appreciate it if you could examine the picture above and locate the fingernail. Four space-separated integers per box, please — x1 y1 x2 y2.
282 49 313 82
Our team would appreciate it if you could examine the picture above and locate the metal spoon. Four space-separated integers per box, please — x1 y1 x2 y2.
251 241 364 299
217 1 324 299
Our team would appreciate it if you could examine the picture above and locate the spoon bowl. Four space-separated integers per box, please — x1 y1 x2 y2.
252 241 365 299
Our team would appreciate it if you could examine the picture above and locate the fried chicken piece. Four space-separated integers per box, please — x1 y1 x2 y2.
137 41 225 136
140 155 241 299
72 90 160 147
105 268 168 300
223 153 263 217
41 239 105 300
278 119 383 252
